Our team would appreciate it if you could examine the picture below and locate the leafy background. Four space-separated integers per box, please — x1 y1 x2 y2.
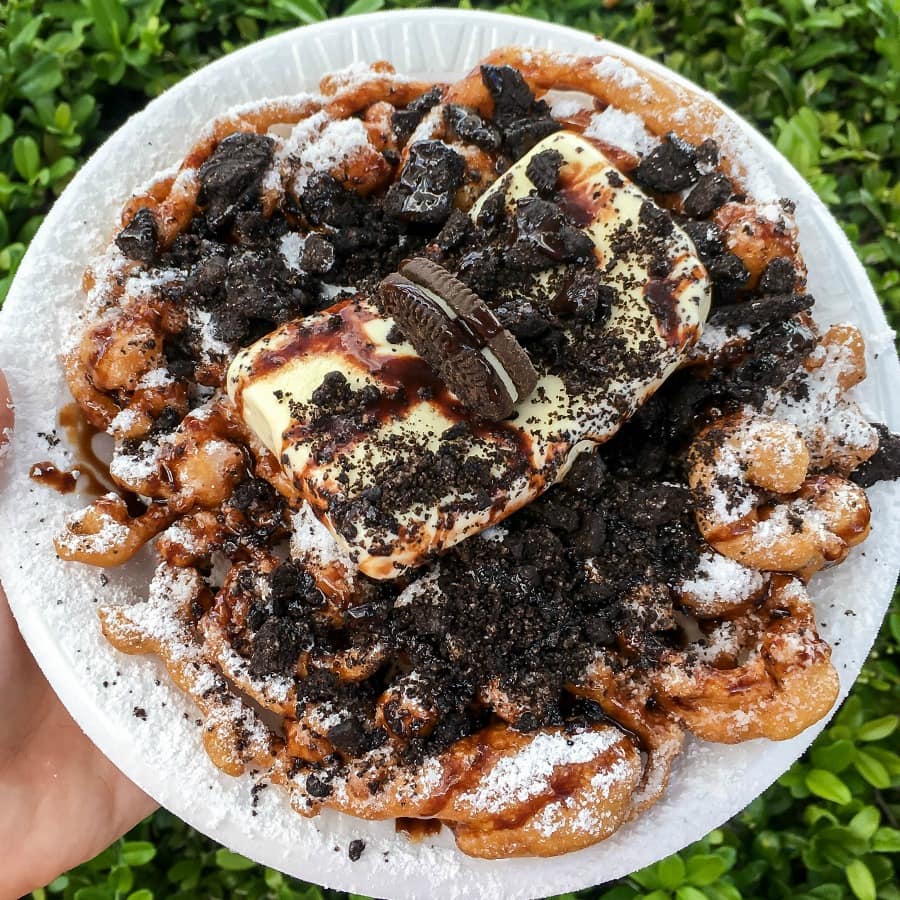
0 0 897 898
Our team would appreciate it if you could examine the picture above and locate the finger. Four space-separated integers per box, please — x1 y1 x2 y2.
3 688 157 898
0 584 48 741
0 582 158 897
0 367 13 445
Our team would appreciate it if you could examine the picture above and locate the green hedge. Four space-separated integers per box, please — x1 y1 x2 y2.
2 1 897 898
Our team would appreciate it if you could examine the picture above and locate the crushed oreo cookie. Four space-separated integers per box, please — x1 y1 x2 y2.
634 133 701 193
384 141 467 224
683 172 733 218
115 207 159 263
197 132 275 233
850 425 900 487
392 86 443 144
480 64 561 158
443 104 502 151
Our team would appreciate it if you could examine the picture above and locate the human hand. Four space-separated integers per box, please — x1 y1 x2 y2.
0 370 157 899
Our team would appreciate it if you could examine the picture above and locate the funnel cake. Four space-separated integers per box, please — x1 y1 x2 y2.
40 47 900 859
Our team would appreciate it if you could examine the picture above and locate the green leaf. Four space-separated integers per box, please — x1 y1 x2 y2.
106 864 133 893
848 806 881 841
806 804 839 827
126 891 153 900
84 0 128 50
854 751 891 788
215 848 257 871
598 887 637 900
792 39 853 68
270 0 327 25
657 855 686 890
809 886 845 900
120 841 156 866
14 55 64 101
805 769 852 804
705 886 741 900
676 888 709 900
12 136 41 181
0 115 14 145
872 827 900 853
811 739 857 773
856 715 898 742
845 859 876 900
686 853 730 886
342 0 384 14
73 889 113 900
745 7 787 26
630 865 661 890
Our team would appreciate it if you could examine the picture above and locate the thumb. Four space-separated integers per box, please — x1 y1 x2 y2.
0 368 13 448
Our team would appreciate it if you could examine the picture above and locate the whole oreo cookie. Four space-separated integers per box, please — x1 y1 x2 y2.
377 258 538 420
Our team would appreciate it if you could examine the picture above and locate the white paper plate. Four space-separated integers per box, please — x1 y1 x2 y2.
1 10 898 899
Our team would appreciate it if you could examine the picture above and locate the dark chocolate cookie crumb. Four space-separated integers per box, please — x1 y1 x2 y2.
310 371 353 411
707 293 813 329
301 232 335 274
434 208 473 252
305 773 333 798
759 256 798 294
115 207 159 263
348 839 366 861
480 65 561 158
197 132 274 233
525 148 564 196
683 172 733 218
392 86 443 144
850 425 900 487
384 141 466 224
443 104 502 151
634 133 700 193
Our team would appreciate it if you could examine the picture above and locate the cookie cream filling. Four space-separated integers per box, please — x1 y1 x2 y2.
396 278 523 403
227 133 711 577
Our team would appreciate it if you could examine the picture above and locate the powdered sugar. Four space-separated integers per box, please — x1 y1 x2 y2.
695 621 741 663
124 267 181 301
457 729 621 814
543 89 596 119
290 504 355 574
592 57 653 99
109 432 172 486
682 551 766 611
766 326 879 471
584 106 659 158
55 493 131 554
393 569 440 608
707 443 755 523
137 367 175 389
118 562 202 649
160 521 202 555
479 525 508 543
712 117 778 203
289 117 370 192
279 232 306 272
107 407 140 435
532 749 635 838
189 306 232 362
